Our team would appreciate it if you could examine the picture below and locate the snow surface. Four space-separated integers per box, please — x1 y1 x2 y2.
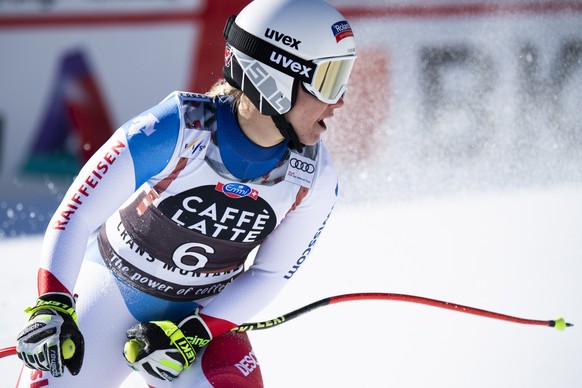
1 184 581 387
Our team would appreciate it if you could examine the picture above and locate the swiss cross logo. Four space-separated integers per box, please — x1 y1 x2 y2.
128 112 159 136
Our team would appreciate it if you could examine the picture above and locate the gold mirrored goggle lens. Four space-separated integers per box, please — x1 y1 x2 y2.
310 57 356 103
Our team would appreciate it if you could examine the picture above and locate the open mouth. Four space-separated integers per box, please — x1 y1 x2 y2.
318 119 327 129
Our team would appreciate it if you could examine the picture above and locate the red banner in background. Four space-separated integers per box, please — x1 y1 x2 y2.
189 0 250 92
0 0 251 92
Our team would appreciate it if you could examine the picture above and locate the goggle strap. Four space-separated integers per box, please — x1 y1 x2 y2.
224 17 315 84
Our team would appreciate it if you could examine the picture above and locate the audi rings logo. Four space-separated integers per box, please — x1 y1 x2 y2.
290 158 315 173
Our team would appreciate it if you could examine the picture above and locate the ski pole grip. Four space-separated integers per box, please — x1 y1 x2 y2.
123 339 145 363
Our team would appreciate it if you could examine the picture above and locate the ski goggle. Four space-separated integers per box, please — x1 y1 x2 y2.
302 55 357 104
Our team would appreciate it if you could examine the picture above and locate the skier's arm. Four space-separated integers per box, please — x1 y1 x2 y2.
15 129 138 378
17 94 183 377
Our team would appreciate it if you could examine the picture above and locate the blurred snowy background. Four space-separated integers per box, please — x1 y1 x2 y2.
1 0 581 386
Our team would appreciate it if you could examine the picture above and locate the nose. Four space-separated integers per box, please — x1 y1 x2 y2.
331 96 345 109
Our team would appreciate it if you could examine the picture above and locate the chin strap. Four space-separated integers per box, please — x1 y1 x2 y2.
271 115 304 153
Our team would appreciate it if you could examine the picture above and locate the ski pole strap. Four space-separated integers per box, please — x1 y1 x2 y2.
25 299 78 324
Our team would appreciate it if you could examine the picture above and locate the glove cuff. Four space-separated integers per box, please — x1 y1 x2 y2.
26 292 77 324
38 292 75 306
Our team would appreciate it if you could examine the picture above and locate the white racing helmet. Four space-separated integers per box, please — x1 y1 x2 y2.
222 0 357 151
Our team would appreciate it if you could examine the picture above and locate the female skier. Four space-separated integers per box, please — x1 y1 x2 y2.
15 0 356 386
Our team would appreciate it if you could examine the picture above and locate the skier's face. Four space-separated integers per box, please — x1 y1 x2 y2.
285 87 345 146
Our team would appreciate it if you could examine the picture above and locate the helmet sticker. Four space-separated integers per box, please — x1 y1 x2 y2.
331 21 353 43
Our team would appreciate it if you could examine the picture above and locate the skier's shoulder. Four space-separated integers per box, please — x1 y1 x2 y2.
165 91 231 132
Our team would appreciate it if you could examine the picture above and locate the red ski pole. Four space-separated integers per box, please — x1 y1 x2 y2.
231 292 573 332
2 292 572 359
0 346 16 359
